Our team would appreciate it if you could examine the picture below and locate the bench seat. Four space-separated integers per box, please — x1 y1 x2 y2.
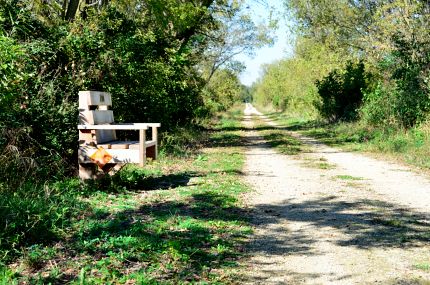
98 140 157 150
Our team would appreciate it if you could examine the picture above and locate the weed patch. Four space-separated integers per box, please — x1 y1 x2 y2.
335 175 364 181
415 262 430 271
302 159 336 170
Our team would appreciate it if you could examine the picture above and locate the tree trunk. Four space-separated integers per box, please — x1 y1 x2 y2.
62 0 68 19
65 0 80 20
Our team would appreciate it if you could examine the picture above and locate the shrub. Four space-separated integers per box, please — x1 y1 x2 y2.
363 35 430 129
360 82 399 127
315 61 368 122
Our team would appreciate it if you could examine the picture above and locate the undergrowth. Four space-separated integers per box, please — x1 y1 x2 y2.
0 107 251 284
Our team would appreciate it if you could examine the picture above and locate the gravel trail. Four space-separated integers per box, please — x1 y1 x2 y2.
242 104 430 284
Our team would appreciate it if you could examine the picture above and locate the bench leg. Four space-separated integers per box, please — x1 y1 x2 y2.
139 129 146 167
152 127 158 160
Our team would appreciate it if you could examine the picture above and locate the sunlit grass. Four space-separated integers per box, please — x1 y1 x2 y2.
0 108 252 284
265 111 430 171
335 175 364 181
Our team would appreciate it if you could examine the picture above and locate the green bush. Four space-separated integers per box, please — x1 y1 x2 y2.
315 61 368 122
361 82 399 127
363 35 430 129
361 40 430 129
390 34 430 127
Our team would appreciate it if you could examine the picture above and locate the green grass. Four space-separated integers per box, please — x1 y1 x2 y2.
265 112 430 171
254 118 306 155
300 157 336 170
335 175 364 181
415 262 430 271
302 161 336 170
0 108 251 284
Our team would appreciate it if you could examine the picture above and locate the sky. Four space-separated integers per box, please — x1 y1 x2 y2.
235 0 293 86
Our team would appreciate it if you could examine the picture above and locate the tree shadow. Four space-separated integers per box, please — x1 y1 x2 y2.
64 191 251 282
209 125 279 132
206 126 305 154
82 170 203 193
112 172 196 190
282 120 325 132
262 132 304 155
250 196 430 251
243 196 430 283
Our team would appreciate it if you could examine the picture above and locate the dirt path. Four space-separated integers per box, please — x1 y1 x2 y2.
242 104 430 285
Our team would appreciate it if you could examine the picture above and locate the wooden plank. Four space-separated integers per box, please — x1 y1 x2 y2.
79 91 112 108
79 110 117 143
79 111 115 126
139 129 146 167
92 110 115 124
96 130 116 144
79 129 94 144
99 141 139 149
145 140 157 147
143 123 161 128
151 127 158 160
101 140 156 150
78 124 148 130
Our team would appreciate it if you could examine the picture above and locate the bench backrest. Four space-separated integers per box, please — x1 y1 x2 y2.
79 91 117 143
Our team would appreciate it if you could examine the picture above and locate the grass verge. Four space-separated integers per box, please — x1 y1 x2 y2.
252 117 307 156
263 111 430 171
0 107 251 284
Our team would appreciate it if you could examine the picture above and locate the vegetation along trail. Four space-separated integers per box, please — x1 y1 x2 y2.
241 104 430 284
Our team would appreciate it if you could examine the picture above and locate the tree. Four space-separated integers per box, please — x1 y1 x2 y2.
201 2 275 83
203 68 244 112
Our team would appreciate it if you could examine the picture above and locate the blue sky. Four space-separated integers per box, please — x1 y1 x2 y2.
235 0 293 86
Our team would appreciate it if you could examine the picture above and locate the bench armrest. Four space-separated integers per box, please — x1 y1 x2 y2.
140 123 161 128
78 124 148 130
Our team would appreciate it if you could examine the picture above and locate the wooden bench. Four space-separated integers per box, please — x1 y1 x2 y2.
78 91 160 179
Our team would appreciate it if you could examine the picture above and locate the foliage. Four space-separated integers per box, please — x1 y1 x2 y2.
252 37 342 117
284 0 387 70
361 82 398 127
203 68 245 113
315 61 368 122
388 34 430 127
254 0 430 131
0 109 251 283
360 33 430 128
0 0 267 187
0 36 28 112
